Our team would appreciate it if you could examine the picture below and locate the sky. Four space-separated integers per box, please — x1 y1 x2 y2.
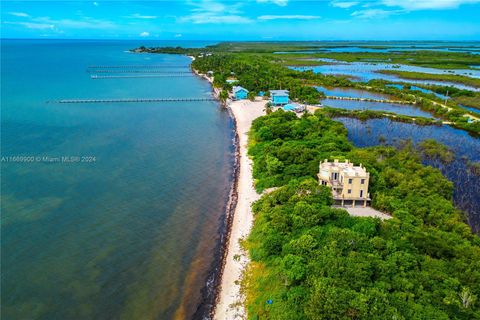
1 0 480 40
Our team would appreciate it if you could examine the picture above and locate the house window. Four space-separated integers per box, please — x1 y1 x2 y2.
361 179 365 184
360 190 364 198
348 178 352 184
348 189 352 194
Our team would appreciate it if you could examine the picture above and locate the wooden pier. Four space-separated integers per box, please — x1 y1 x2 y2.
50 97 216 104
88 65 189 69
91 74 194 79
325 95 416 105
89 70 193 74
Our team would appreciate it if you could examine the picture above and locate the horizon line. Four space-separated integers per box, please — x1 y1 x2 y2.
2 38 480 42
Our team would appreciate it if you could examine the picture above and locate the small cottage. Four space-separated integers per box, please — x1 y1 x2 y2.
233 86 249 100
270 90 289 106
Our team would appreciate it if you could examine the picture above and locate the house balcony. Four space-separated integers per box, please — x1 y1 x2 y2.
332 193 371 201
329 179 342 187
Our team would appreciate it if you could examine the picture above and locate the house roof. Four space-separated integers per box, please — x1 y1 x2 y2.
319 159 369 178
270 90 289 96
233 86 248 94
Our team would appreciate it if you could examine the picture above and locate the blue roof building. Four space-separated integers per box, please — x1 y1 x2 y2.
233 86 249 100
270 90 289 106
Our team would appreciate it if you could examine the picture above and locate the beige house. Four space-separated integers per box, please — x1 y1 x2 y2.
318 159 371 207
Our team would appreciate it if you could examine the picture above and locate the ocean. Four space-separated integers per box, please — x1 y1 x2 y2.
1 39 234 319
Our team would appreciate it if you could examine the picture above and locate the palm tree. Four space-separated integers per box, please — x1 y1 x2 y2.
219 90 229 106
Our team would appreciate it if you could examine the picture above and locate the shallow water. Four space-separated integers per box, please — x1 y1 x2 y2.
274 42 480 55
1 39 232 319
460 104 480 114
410 85 449 99
316 86 391 100
322 99 434 118
385 84 449 100
293 61 480 91
277 47 480 55
325 46 480 54
336 117 480 233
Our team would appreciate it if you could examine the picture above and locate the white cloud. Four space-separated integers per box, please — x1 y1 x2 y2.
351 8 400 18
330 1 359 8
180 1 252 24
181 14 252 24
93 2 99 6
189 0 240 14
4 12 120 35
127 13 157 19
139 31 150 37
4 21 55 30
174 33 182 37
33 16 117 30
9 12 30 17
257 0 288 6
382 0 480 10
258 15 321 20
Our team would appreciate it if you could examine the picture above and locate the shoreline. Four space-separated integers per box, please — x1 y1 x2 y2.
189 59 241 320
190 60 264 319
193 107 241 320
213 99 264 320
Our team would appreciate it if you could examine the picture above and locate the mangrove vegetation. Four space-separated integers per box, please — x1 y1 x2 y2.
244 110 480 319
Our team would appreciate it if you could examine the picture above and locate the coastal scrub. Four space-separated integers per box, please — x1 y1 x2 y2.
244 110 480 319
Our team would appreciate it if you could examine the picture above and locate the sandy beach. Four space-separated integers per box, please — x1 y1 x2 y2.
214 99 265 320
191 67 266 319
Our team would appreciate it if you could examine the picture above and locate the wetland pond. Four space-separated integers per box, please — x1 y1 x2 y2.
316 86 390 100
386 84 448 100
293 60 480 92
275 42 480 54
276 46 480 55
335 117 480 233
316 86 435 118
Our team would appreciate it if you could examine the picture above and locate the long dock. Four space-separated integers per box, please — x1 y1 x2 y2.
50 97 216 104
91 75 194 79
88 65 188 69
325 95 416 105
88 70 192 74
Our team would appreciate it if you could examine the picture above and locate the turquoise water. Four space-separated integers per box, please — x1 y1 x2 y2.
1 40 233 319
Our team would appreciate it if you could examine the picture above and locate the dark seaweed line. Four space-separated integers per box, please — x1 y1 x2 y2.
191 74 241 320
